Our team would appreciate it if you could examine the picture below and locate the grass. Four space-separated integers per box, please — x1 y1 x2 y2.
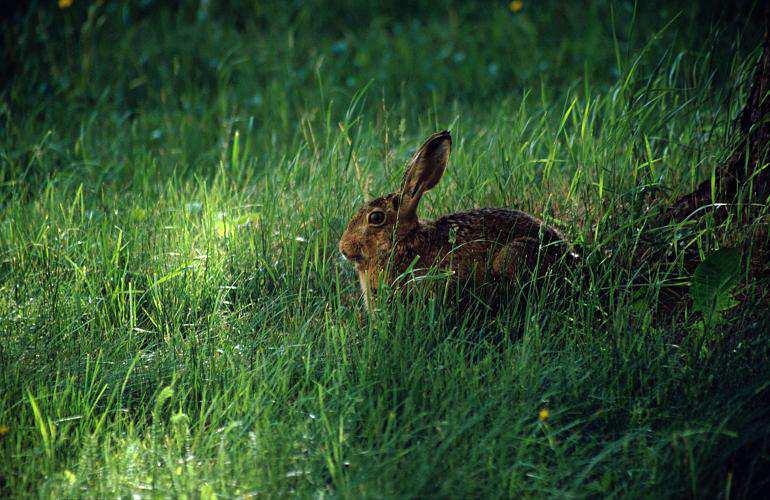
1 0 769 497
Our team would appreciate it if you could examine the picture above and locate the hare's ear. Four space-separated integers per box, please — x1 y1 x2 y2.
399 130 451 220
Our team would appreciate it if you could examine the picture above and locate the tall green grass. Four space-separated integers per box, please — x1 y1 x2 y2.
1 1 769 497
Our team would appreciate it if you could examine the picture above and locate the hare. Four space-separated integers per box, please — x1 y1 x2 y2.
338 131 577 306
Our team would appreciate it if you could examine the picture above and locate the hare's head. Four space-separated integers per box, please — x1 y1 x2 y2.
338 131 452 273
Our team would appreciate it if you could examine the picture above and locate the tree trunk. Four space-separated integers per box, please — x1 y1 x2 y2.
663 8 770 224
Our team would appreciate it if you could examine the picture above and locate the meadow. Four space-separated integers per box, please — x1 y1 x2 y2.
1 1 769 497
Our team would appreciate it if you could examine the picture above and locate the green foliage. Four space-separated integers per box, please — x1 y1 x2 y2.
1 1 769 498
691 247 741 318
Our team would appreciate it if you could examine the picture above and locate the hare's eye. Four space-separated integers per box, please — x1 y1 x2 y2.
368 210 386 226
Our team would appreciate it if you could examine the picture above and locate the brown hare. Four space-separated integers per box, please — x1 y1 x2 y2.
338 131 577 306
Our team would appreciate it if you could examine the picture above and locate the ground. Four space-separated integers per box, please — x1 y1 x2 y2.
1 1 769 497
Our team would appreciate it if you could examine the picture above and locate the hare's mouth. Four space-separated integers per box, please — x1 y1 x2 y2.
340 249 364 264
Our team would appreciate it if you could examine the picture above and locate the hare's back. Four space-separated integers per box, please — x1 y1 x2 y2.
435 208 567 246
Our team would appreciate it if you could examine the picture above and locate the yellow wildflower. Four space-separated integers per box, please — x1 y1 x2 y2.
538 408 549 422
0 425 8 439
509 0 523 13
58 0 73 8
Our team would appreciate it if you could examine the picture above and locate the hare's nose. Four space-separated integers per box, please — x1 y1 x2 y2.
340 247 363 262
